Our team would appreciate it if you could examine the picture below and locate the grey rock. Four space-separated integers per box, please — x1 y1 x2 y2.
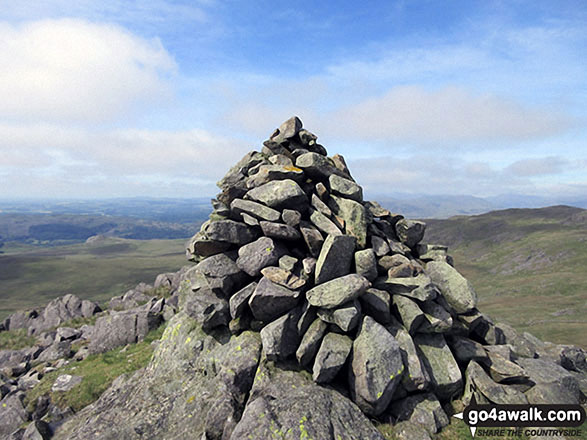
309 208 342 236
204 219 257 245
395 219 426 248
317 300 362 332
260 309 301 361
296 318 328 366
482 351 527 383
418 301 453 333
186 232 231 258
447 336 488 363
496 322 538 359
315 234 356 284
55 313 262 440
89 309 162 354
244 179 308 210
231 356 384 440
295 152 345 180
281 209 302 227
355 248 378 282
306 274 370 309
377 254 410 274
386 321 431 392
248 277 300 322
38 341 72 362
371 235 390 257
374 274 438 302
302 257 317 277
260 266 305 290
0 349 31 370
230 198 281 222
364 201 391 218
269 116 303 143
278 255 298 272
414 333 463 401
417 243 450 262
246 164 304 188
52 374 83 392
236 236 283 276
195 253 246 296
560 346 587 373
331 154 352 178
23 420 52 440
311 193 332 216
312 333 352 383
427 261 477 314
0 393 28 438
349 316 405 416
268 154 294 166
296 300 317 335
328 174 363 202
389 393 449 435
229 282 257 319
299 221 324 257
359 288 391 324
463 361 528 405
516 358 581 404
55 327 81 342
392 294 425 334
327 195 368 248
259 220 301 241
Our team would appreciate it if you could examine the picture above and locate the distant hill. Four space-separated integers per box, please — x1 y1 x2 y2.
424 205 587 347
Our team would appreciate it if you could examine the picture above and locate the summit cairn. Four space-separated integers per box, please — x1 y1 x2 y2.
51 117 585 440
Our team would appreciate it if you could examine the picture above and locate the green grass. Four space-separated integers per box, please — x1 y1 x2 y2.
0 328 36 350
425 206 587 348
24 323 166 414
0 237 187 321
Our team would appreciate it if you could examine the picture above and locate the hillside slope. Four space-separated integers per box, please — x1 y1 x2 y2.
424 205 587 347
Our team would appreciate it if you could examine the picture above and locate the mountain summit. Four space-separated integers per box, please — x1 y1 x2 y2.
7 117 584 439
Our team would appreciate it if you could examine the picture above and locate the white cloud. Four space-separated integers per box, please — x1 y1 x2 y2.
326 86 570 143
0 123 251 198
0 19 176 123
506 157 568 177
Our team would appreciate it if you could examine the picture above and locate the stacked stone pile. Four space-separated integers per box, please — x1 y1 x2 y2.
182 116 586 426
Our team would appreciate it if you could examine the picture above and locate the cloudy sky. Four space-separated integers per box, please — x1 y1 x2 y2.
0 0 586 201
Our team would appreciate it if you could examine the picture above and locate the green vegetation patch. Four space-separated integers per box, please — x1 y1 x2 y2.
0 328 36 350
25 323 166 414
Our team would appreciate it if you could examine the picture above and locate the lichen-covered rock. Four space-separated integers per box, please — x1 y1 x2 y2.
299 221 324 257
54 313 263 440
317 300 362 332
355 248 378 282
244 179 308 210
259 220 301 241
329 174 363 202
414 333 463 401
315 234 356 284
248 277 301 322
312 333 352 383
374 274 438 302
309 208 342 236
395 219 426 248
230 198 281 222
359 288 391 324
203 219 258 245
0 393 28 438
231 356 385 440
296 318 328 366
349 316 405 416
463 361 528 405
236 236 284 276
426 261 477 314
306 274 370 309
260 309 301 360
328 195 368 248
389 393 449 435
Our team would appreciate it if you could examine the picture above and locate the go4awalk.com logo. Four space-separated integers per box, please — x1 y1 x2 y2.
453 395 586 438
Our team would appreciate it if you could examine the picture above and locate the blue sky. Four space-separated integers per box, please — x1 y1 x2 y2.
0 0 585 201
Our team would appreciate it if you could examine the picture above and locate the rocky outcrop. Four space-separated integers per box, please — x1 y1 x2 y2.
2 117 586 439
